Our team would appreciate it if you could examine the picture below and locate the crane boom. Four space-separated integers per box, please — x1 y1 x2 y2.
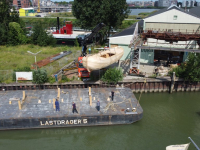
80 23 106 56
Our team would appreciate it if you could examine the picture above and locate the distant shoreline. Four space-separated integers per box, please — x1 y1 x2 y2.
128 7 162 9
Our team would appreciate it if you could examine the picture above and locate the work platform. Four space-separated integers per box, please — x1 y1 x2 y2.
0 88 143 130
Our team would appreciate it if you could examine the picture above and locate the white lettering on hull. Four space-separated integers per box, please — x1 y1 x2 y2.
40 119 88 126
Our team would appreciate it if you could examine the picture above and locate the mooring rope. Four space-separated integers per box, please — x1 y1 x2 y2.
103 94 133 113
138 78 146 104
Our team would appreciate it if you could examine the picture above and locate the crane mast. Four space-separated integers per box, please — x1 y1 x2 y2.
37 0 40 13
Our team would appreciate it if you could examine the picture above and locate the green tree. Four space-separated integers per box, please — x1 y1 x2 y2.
101 67 123 84
72 0 130 39
8 22 28 45
33 69 48 84
31 21 56 46
169 53 200 82
0 0 25 45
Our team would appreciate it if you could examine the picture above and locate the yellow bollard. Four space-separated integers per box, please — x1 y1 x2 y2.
89 95 92 106
18 100 21 110
53 98 55 109
61 99 63 102
89 87 91 95
9 101 12 104
57 88 60 99
22 91 25 101
49 99 51 103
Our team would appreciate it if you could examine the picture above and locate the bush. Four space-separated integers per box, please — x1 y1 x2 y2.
168 64 185 78
48 76 56 84
168 53 200 82
101 67 123 84
32 69 48 84
0 76 4 83
74 38 79 47
60 75 70 82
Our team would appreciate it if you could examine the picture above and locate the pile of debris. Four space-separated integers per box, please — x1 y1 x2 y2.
155 66 169 76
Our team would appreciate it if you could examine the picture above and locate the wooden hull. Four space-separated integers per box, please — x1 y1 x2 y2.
82 46 124 72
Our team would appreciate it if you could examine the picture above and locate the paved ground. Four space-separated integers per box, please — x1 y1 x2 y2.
0 88 142 120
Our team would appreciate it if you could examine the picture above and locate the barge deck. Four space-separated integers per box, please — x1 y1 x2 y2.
0 88 143 130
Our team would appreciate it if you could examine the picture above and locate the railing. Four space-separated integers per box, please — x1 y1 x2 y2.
144 29 200 35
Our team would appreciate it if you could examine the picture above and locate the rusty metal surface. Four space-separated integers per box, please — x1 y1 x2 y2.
142 30 200 44
136 46 200 53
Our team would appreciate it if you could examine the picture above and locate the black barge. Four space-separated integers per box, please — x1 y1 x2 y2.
0 87 143 130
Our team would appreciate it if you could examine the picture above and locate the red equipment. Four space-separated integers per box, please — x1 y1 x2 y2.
78 57 90 78
53 21 73 35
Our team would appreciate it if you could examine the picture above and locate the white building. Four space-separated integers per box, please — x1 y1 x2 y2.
158 0 178 7
182 0 195 7
109 5 200 69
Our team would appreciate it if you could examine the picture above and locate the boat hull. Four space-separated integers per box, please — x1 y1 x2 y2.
82 46 124 72
0 113 143 130
0 88 143 130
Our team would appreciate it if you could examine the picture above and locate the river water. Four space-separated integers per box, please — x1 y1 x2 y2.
0 92 200 150
130 9 160 15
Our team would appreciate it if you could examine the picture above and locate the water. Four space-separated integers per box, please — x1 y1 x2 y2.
130 9 159 15
0 92 200 150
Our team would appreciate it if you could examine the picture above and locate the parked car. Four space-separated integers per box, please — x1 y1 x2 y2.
35 15 41 17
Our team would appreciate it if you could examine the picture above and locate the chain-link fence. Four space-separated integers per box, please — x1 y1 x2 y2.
0 70 13 83
44 50 81 77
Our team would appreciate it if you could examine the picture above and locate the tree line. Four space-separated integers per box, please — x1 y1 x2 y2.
0 0 56 46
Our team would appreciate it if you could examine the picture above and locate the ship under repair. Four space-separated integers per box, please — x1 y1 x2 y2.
0 87 143 130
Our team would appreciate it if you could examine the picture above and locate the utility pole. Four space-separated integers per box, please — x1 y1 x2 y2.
27 50 42 70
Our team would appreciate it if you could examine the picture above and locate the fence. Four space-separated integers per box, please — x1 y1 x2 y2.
0 70 13 83
44 50 81 77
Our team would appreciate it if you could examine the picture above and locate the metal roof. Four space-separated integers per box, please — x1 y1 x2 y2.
21 8 34 10
189 6 200 18
111 20 144 37
145 5 200 19
111 6 200 38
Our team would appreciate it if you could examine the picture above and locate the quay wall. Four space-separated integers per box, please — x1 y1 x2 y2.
0 78 200 93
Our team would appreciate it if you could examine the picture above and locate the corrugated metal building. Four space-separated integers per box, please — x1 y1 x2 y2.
109 5 200 66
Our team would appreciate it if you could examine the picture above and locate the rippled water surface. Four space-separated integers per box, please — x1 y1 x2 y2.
130 9 159 15
0 92 200 150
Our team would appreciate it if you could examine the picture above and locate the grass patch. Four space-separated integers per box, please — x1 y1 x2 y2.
0 44 83 83
119 20 137 31
0 44 81 72
50 12 74 17
21 18 77 27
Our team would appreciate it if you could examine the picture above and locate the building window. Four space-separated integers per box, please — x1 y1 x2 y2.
173 15 178 20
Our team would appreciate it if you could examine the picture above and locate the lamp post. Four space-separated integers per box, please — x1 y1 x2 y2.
27 50 42 70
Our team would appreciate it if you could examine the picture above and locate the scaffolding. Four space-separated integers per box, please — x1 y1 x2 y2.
129 26 200 74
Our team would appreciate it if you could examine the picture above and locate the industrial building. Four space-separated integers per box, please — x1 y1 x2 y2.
19 7 36 16
109 6 200 73
158 0 178 7
13 0 30 9
182 0 195 7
